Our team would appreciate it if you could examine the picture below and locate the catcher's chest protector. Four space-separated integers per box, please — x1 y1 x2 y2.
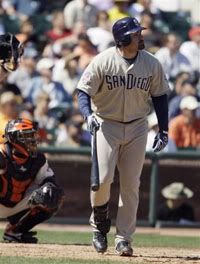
0 144 46 207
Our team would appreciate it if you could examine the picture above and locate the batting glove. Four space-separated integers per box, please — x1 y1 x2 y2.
152 131 168 152
87 114 100 135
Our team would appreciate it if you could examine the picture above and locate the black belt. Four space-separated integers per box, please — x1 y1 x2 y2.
97 114 142 124
118 118 141 124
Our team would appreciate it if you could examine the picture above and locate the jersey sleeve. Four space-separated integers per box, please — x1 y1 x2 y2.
77 56 103 97
34 160 55 185
150 60 170 97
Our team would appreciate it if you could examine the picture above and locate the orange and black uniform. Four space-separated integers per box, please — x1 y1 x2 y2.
0 142 55 208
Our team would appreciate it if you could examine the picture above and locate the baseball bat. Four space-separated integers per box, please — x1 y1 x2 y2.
91 128 99 191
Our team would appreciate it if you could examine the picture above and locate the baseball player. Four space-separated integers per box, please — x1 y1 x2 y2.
0 118 64 243
0 33 23 82
77 17 169 256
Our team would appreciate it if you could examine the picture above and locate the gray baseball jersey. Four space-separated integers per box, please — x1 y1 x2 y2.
77 47 169 122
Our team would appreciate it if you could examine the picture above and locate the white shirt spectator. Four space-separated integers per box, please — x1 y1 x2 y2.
155 47 192 80
151 0 180 12
180 41 200 72
53 58 80 95
88 0 113 11
87 27 113 52
63 0 98 30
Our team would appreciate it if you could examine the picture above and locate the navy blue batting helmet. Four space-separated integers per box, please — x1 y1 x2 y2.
112 17 145 47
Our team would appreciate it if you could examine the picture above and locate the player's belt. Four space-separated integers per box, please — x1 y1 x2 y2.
118 117 141 124
97 115 142 124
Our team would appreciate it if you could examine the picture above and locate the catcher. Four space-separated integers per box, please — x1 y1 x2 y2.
0 33 23 82
0 118 64 243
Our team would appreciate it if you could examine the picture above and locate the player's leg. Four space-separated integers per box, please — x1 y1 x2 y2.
2 187 58 243
115 119 148 256
90 118 121 253
3 207 53 243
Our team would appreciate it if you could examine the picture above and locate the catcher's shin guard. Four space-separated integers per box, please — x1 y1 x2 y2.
3 207 53 243
90 202 111 253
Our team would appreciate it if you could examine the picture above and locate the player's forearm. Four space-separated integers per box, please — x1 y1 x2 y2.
152 94 168 132
77 89 93 119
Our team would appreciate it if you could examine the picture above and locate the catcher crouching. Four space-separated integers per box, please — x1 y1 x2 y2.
0 119 65 243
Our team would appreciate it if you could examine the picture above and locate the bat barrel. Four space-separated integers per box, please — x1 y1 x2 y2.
91 128 99 191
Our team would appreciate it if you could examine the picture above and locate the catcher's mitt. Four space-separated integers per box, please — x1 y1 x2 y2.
28 182 65 212
0 33 23 71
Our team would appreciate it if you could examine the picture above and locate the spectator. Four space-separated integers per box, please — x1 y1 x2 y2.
0 74 21 96
15 18 41 57
169 96 200 149
155 32 192 83
8 54 38 98
140 11 162 52
108 0 130 23
55 110 90 147
46 11 71 43
168 80 198 121
88 0 113 11
87 10 114 52
33 91 58 145
64 120 90 147
51 21 87 57
180 26 200 73
168 71 190 101
0 1 21 33
16 18 37 46
129 0 154 21
63 0 98 30
73 33 97 72
157 182 195 223
0 92 22 143
27 57 71 109
9 0 46 17
53 54 81 96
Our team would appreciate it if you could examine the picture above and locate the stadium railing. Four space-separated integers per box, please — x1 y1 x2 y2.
39 146 200 227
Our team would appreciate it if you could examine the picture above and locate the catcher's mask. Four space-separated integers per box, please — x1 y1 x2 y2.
4 119 39 158
0 33 24 72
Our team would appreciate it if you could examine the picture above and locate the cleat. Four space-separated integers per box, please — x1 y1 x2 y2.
92 231 107 253
3 224 38 243
115 240 133 256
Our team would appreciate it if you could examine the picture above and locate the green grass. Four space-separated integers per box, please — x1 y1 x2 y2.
0 229 199 248
0 229 199 264
23 230 200 248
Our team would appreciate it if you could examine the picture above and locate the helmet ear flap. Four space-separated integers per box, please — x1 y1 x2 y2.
116 34 132 47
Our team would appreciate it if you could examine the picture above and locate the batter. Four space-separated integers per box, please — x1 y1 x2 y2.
77 16 169 256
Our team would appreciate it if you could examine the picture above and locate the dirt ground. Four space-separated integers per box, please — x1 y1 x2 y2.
0 223 199 264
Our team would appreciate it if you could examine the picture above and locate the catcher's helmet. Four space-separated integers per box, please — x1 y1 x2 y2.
112 17 145 47
0 33 23 72
4 119 39 158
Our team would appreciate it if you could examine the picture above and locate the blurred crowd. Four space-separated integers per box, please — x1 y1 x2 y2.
0 0 199 150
